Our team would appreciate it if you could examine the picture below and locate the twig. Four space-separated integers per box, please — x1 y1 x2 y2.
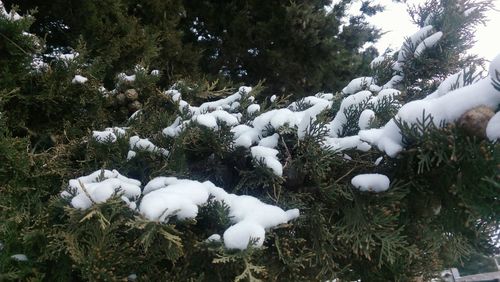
0 31 30 55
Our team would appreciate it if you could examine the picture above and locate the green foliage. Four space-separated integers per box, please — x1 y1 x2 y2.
1 0 499 281
181 0 381 97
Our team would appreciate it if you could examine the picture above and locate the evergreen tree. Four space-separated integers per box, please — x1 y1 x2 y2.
181 0 382 97
0 0 499 281
4 0 201 87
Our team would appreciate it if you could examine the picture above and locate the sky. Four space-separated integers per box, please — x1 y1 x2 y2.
360 0 500 61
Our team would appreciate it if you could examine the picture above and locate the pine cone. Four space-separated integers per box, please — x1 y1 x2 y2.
457 106 495 139
125 89 139 101
116 93 127 105
128 101 142 113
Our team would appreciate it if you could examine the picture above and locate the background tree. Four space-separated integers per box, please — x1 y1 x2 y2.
181 0 382 97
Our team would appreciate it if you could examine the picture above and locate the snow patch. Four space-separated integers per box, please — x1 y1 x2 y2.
351 174 390 192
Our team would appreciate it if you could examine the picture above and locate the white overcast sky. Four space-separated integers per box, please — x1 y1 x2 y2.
356 0 500 61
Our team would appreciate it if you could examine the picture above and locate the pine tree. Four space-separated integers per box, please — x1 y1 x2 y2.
5 0 201 87
0 0 499 281
181 0 381 97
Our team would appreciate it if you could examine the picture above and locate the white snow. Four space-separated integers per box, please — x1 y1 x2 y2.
150 70 160 76
370 55 386 68
486 111 500 141
329 90 372 137
270 95 277 102
129 135 169 157
414 32 443 57
139 177 299 249
64 172 299 250
398 25 434 62
206 234 221 242
0 0 22 21
11 254 28 261
351 173 390 192
358 109 375 130
194 110 239 129
127 150 137 160
426 67 482 100
360 55 500 157
369 88 400 108
247 104 261 115
324 136 371 152
118 73 136 83
57 52 79 62
140 180 210 221
63 169 141 210
93 131 117 143
223 221 265 249
250 146 283 176
342 77 375 95
72 75 88 84
374 156 383 166
92 127 126 143
163 117 183 137
258 133 279 148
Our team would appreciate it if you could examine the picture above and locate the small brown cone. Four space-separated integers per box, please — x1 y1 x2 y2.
116 93 127 105
125 89 139 101
457 106 495 139
128 101 142 113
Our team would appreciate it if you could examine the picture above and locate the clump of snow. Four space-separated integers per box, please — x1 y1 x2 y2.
150 70 160 76
358 109 375 130
163 117 183 137
323 136 371 152
129 135 169 157
270 95 277 102
463 7 477 17
258 133 279 148
223 221 265 249
93 131 117 143
370 55 386 68
56 51 79 62
369 88 400 107
398 25 434 62
127 150 137 160
72 75 88 84
250 146 283 176
93 127 127 143
382 75 404 90
426 67 482 100
62 169 142 210
139 177 299 249
206 234 221 242
414 32 443 57
360 55 500 157
374 156 383 166
118 73 136 83
486 111 500 141
342 77 375 95
30 56 48 72
0 0 22 21
193 110 239 129
351 173 390 192
11 254 28 261
140 178 210 221
247 104 260 115
329 90 372 137
129 110 142 120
